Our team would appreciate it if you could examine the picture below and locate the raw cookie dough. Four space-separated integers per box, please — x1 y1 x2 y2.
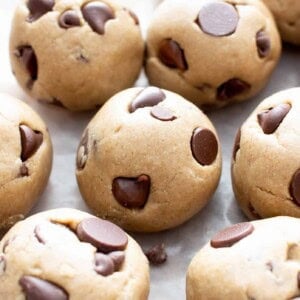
76 87 222 232
10 0 144 111
187 217 300 300
145 0 281 110
263 0 300 45
232 88 300 219
0 93 52 232
0 208 149 300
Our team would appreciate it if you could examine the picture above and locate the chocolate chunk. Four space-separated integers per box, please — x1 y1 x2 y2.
19 276 68 300
94 253 114 276
124 8 139 25
197 2 239 36
129 87 166 113
76 218 128 253
210 222 254 248
158 39 188 70
233 128 241 161
34 224 46 244
145 243 167 265
290 169 300 206
112 175 151 209
20 163 29 177
27 0 55 22
150 106 176 121
0 255 6 274
59 10 81 29
76 130 89 170
82 2 114 35
256 30 271 58
108 251 125 271
19 125 43 161
257 103 291 134
217 78 250 101
16 46 38 82
191 128 218 166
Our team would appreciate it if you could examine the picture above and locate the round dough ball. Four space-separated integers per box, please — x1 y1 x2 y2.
10 0 144 111
263 0 300 45
187 217 300 300
0 208 149 299
232 88 300 219
76 87 222 232
145 0 281 110
0 94 52 231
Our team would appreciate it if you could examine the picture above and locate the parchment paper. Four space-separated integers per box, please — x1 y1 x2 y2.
0 1 299 299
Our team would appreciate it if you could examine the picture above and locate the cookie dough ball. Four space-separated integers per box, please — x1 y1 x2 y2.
232 88 300 219
0 208 149 299
10 0 144 111
145 0 281 110
0 94 52 231
263 0 300 45
76 87 222 232
187 217 300 300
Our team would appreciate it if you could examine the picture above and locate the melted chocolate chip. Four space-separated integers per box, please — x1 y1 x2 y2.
233 128 241 161
27 0 55 22
108 251 125 271
297 272 300 289
59 10 81 29
0 255 6 274
16 46 38 82
290 169 300 206
256 30 271 58
112 175 151 209
217 79 250 101
150 106 176 121
94 253 114 276
145 243 167 265
76 130 89 170
20 163 29 177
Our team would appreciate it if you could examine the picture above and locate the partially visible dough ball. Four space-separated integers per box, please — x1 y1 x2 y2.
76 87 222 232
10 0 144 111
146 0 281 110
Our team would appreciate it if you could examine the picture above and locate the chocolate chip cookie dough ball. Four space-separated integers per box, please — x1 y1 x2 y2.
263 0 300 45
0 208 149 299
76 87 222 232
9 0 144 111
187 217 300 300
145 0 281 110
232 88 300 220
0 94 52 232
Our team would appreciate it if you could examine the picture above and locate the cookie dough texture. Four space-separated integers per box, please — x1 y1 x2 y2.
187 217 300 300
0 208 149 300
232 88 300 219
0 94 52 231
145 0 281 110
263 0 300 45
10 0 144 111
76 87 222 232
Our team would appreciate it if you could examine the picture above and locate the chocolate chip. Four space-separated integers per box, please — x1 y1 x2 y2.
217 78 250 101
197 2 239 36
34 224 46 244
233 128 241 161
297 271 300 289
82 2 114 35
20 163 29 177
248 203 262 219
27 0 55 22
191 128 218 166
76 218 128 253
16 46 38 82
158 39 188 71
257 103 291 134
76 130 89 170
145 243 167 265
59 10 81 29
19 125 43 161
256 30 271 58
19 276 68 300
129 87 166 113
124 8 139 25
108 251 125 271
94 253 114 276
112 175 151 209
0 255 6 274
210 222 254 248
150 106 176 121
290 169 300 206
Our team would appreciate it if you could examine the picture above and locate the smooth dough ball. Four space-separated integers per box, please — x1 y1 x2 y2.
187 217 300 300
0 208 149 300
0 94 52 231
145 0 281 110
76 87 222 232
9 0 144 111
263 0 300 45
232 88 300 219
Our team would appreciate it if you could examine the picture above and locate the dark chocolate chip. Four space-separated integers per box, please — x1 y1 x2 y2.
0 255 6 274
217 78 250 101
197 2 239 37
20 163 29 177
124 8 139 25
82 2 114 35
94 253 114 276
19 276 68 300
158 39 188 70
19 125 43 162
150 106 176 121
59 10 81 29
76 130 89 170
191 128 218 166
257 103 291 134
256 30 271 58
34 224 46 244
108 251 125 271
297 271 300 289
233 128 241 161
112 175 151 209
290 169 300 206
145 243 167 265
27 0 55 22
76 218 128 253
210 222 254 248
16 46 38 82
129 87 166 113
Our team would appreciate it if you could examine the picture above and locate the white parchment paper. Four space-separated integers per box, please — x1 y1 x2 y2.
0 1 300 299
